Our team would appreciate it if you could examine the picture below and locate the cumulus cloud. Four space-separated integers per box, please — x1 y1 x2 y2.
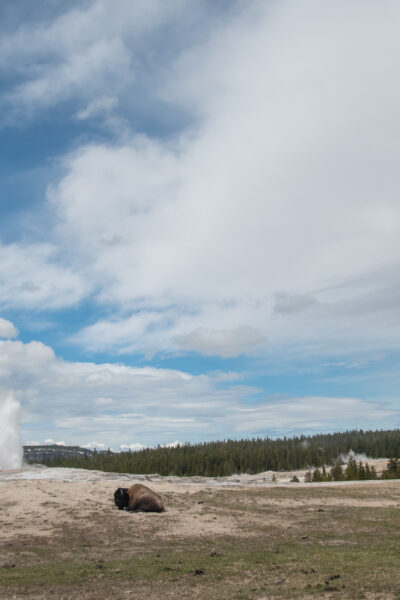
2 1 400 368
2 1 400 451
120 443 147 451
37 0 400 361
0 337 258 447
161 440 182 448
1 337 397 449
83 441 108 450
44 439 66 446
0 318 18 339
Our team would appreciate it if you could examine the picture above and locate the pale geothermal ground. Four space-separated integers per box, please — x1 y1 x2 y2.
0 460 399 600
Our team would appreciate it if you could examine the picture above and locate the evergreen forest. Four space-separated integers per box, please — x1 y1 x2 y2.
37 429 400 478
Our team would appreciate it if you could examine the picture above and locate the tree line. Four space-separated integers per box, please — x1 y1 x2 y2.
304 457 400 482
37 428 400 477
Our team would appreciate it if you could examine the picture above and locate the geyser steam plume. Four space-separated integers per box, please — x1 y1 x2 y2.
0 392 23 470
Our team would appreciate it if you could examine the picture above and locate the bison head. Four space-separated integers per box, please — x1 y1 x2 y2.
114 487 129 510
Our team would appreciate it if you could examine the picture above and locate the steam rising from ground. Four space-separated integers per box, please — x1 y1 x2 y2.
0 392 23 470
338 450 371 464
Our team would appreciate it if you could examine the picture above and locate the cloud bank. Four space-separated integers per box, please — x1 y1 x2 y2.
0 325 396 449
0 0 398 363
0 2 400 446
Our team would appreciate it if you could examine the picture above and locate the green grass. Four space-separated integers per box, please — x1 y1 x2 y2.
2 536 399 599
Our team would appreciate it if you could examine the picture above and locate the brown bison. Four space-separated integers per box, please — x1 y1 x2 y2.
114 483 164 513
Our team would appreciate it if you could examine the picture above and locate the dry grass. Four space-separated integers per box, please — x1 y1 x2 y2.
0 478 399 599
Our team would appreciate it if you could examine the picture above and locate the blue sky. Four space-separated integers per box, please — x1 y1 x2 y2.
0 0 399 451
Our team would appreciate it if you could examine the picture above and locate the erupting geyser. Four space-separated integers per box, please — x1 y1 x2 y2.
0 392 23 470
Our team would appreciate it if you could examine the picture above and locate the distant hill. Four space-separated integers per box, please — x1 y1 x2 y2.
23 445 112 463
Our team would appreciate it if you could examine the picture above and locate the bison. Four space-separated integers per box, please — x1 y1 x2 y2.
114 483 164 513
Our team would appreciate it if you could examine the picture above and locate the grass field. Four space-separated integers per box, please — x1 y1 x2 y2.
0 479 399 599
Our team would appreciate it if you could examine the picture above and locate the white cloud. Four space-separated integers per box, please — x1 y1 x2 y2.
273 293 318 315
0 318 18 339
1 337 395 449
74 95 129 135
83 441 108 449
228 397 395 435
0 0 192 121
36 0 400 361
175 326 266 358
0 243 89 310
120 443 147 451
8 37 130 115
75 95 119 120
55 396 396 442
72 311 267 358
94 397 114 406
2 2 400 451
161 440 182 448
1 1 400 368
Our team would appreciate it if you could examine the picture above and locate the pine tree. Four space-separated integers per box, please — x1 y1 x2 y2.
345 458 359 480
330 462 344 481
312 468 323 482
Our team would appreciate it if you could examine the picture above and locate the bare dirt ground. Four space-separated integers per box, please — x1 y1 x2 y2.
0 464 399 599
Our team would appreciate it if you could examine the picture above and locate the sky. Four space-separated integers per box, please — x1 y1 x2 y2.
0 0 400 451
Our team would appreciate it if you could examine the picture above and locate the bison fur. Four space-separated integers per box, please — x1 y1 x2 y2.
114 483 164 513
